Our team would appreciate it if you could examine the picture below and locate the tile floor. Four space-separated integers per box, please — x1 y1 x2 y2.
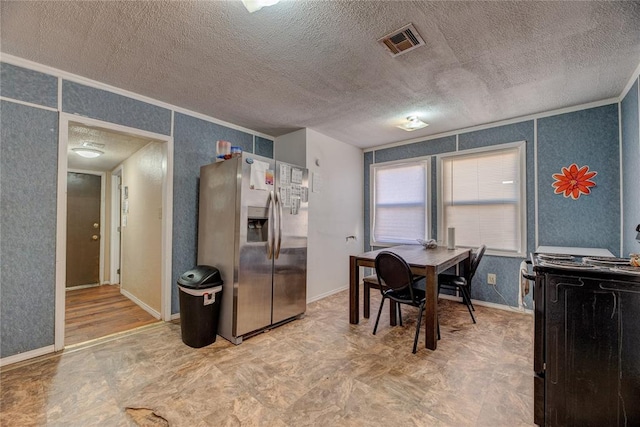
1 288 534 426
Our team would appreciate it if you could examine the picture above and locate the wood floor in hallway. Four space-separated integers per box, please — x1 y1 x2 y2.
65 284 159 346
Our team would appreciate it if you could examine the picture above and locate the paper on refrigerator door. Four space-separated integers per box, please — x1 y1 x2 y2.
280 164 291 186
250 160 270 190
280 186 292 207
291 168 303 184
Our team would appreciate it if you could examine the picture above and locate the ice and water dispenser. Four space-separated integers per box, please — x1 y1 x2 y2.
247 206 269 242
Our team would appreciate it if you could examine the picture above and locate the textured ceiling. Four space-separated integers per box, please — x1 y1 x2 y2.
2 1 640 148
67 123 156 172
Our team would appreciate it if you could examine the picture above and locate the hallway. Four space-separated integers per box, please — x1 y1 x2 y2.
65 285 159 346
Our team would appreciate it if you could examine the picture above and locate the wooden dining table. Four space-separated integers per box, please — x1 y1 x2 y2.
349 245 471 351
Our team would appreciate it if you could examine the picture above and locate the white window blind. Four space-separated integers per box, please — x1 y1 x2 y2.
441 146 524 254
372 160 429 245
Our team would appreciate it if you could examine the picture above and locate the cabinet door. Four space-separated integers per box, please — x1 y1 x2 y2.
545 275 640 426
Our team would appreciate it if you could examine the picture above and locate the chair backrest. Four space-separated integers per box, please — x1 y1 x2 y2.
374 251 417 300
468 244 487 282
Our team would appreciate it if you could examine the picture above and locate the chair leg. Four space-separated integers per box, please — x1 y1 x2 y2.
413 303 425 354
397 303 403 326
437 316 441 340
363 283 371 319
462 286 476 311
390 300 397 326
373 297 386 335
460 287 476 323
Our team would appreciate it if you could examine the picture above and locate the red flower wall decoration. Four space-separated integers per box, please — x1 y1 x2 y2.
552 163 597 200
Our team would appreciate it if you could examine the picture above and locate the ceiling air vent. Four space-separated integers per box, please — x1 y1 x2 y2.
378 23 425 57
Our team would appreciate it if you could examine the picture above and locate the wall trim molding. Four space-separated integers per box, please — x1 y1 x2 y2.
534 118 539 250
0 345 55 368
620 63 640 101
307 285 349 304
364 98 619 153
120 288 161 320
439 294 533 315
619 101 624 258
55 113 172 351
0 53 275 141
0 95 58 112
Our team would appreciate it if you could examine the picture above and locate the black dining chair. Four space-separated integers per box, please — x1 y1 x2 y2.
438 244 486 323
372 251 438 353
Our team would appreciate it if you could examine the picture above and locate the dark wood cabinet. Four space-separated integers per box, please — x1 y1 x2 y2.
534 269 640 426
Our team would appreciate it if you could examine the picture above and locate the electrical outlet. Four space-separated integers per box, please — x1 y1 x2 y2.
487 273 497 285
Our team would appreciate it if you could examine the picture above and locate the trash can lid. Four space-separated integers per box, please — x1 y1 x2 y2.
178 265 223 289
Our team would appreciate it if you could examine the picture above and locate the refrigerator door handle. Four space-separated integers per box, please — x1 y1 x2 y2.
275 191 283 259
267 191 274 259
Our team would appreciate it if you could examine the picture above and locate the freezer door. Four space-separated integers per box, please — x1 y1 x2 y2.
272 162 308 324
236 153 277 336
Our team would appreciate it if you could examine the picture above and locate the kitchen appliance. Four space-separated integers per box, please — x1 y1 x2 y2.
528 252 640 426
197 152 309 344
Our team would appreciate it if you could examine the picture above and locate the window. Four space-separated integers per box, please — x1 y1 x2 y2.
371 159 430 245
439 143 526 255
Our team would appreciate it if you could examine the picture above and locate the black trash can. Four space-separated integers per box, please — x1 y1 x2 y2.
178 265 223 348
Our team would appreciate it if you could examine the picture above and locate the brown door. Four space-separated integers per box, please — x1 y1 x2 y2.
66 172 101 287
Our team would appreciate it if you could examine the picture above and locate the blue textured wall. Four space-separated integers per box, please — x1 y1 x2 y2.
0 101 59 357
364 134 536 306
0 63 58 109
374 136 456 163
62 81 172 136
365 112 621 308
171 113 255 313
255 136 274 159
621 79 640 257
364 113 628 307
537 104 620 255
0 60 274 358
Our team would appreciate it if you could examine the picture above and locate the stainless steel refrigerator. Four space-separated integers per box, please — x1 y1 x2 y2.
197 152 308 344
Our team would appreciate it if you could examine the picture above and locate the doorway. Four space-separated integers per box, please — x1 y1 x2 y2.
56 115 173 349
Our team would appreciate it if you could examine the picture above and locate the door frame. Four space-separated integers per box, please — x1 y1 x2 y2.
110 166 122 285
55 113 174 351
66 168 107 287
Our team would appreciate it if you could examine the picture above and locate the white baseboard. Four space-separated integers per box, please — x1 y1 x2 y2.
66 283 101 291
0 345 55 368
120 288 161 320
307 285 349 304
304 285 533 315
439 294 533 315
170 312 181 321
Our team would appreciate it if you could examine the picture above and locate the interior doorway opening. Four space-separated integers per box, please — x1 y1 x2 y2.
56 115 173 349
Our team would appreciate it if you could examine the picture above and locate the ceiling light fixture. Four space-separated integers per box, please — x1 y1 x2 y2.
241 0 280 13
72 148 104 158
397 115 428 131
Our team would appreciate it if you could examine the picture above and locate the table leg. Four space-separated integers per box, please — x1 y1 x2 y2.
425 266 438 350
349 256 359 324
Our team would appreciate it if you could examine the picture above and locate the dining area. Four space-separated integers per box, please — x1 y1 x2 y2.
349 244 486 353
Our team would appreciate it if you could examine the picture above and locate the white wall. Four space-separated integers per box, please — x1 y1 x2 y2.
275 129 307 167
305 129 364 302
120 142 164 314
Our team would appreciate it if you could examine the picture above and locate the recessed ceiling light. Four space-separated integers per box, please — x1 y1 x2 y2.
72 148 104 158
241 0 279 13
397 116 428 131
